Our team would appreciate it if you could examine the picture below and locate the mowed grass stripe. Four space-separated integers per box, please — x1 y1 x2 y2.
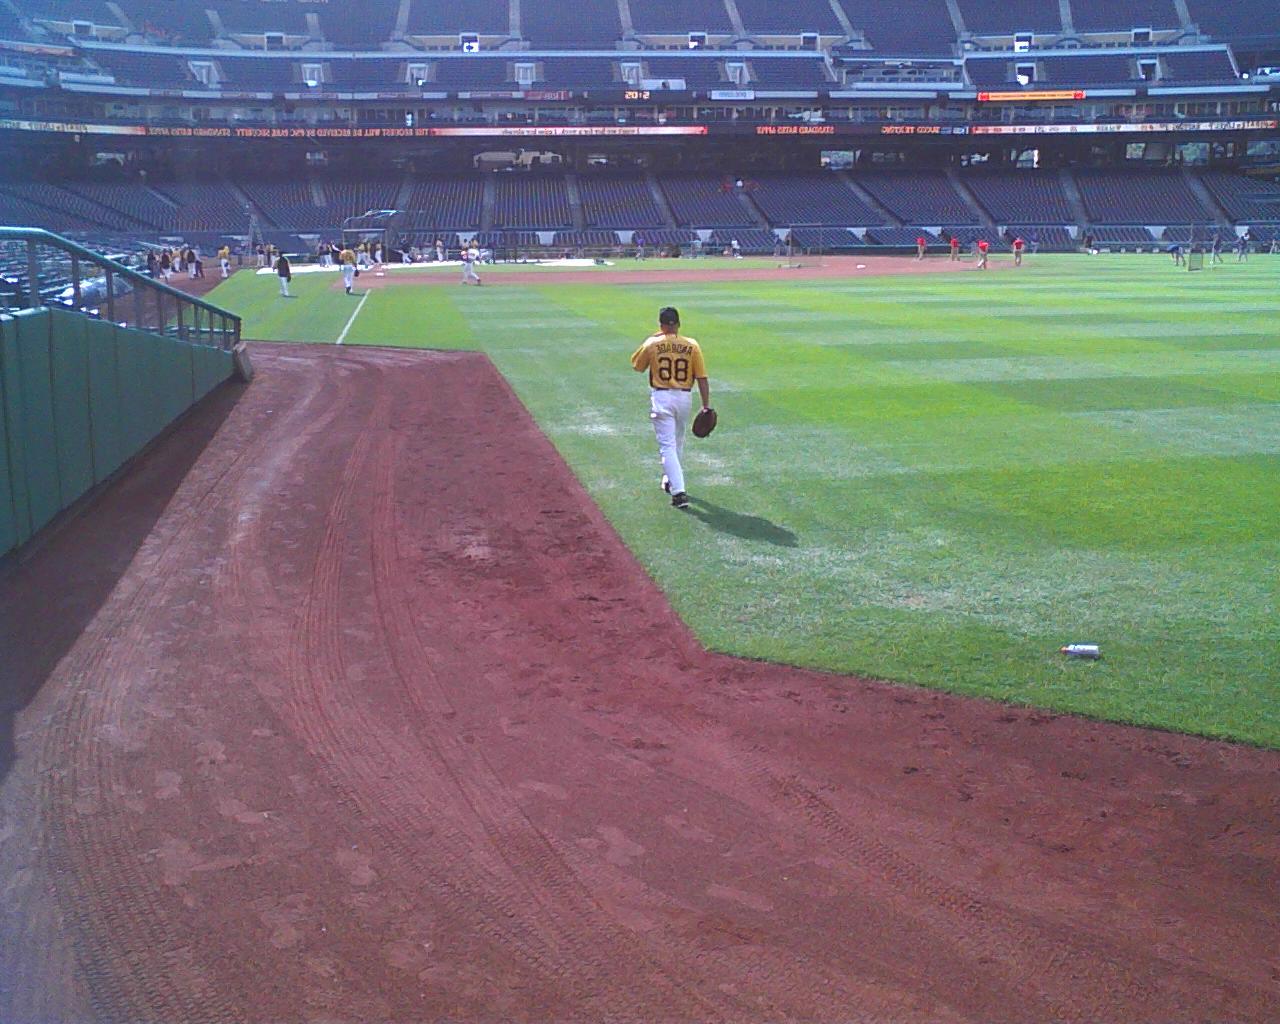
206 256 1280 746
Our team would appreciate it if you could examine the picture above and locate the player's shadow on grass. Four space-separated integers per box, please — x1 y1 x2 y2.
686 496 798 547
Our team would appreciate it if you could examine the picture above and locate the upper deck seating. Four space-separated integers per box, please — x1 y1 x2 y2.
838 0 957 54
963 171 1074 223
659 176 757 228
523 0 620 47
749 174 885 226
956 0 1062 34
630 0 734 34
737 0 844 34
856 172 978 224
1070 0 1181 31
1076 171 1211 224
578 176 667 229
405 0 509 35
493 176 573 229
403 178 485 229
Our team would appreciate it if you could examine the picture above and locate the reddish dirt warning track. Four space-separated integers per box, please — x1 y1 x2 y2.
1 344 1277 1023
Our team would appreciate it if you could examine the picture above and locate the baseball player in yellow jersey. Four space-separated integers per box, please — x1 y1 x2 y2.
631 307 710 509
339 246 357 294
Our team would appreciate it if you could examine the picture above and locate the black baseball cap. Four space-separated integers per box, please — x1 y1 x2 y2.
659 306 680 325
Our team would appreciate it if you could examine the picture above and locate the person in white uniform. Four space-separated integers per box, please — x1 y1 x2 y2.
461 246 482 285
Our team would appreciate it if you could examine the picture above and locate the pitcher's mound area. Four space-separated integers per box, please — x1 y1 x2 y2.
1 345 1275 1022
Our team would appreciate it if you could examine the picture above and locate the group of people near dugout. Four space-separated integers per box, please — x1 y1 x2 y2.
144 246 205 281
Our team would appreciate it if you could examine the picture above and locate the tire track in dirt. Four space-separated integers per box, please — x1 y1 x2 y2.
270 364 665 1016
215 353 562 1019
604 665 1279 1022
34 396 264 1022
410 363 1085 1018
213 354 565 1017
368 421 897 1021
395 372 1010 1021
26 356 359 1023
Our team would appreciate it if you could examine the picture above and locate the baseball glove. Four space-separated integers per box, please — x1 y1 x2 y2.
692 407 718 438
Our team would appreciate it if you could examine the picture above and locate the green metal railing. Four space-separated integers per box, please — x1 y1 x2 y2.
0 227 241 350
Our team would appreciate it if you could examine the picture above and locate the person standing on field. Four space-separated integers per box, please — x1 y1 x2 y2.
630 306 710 510
976 238 989 269
948 234 960 261
461 245 482 285
339 245 357 294
218 244 231 278
915 235 927 260
275 252 292 297
1012 236 1025 267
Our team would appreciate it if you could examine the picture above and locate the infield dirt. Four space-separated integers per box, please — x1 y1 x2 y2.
1 345 1276 1022
333 253 1007 289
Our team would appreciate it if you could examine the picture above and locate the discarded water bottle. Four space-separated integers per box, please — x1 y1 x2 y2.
1060 644 1101 660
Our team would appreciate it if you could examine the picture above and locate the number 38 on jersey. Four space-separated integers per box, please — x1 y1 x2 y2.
631 334 707 391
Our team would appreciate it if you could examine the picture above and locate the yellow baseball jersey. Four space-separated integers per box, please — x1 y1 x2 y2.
631 332 706 390
217 246 229 259
340 249 356 265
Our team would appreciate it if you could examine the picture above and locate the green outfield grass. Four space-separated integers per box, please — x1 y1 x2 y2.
209 254 1280 746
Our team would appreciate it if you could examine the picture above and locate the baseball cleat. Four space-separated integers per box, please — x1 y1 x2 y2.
671 492 690 509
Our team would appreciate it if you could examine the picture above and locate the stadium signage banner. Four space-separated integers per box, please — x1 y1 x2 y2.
968 118 1279 135
0 116 1274 140
0 117 710 138
756 124 838 135
0 39 76 57
977 90 1087 102
426 125 710 136
458 90 574 100
0 117 145 135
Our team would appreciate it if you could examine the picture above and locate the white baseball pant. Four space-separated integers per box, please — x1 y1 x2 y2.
342 266 355 291
650 387 692 495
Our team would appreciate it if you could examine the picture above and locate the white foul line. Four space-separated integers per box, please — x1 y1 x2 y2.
336 291 370 345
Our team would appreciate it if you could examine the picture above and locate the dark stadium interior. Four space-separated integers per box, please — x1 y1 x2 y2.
0 1 1276 271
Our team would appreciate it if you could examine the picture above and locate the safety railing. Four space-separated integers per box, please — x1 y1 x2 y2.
0 226 241 350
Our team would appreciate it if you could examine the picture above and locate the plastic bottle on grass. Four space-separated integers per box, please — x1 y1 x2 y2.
1060 644 1101 660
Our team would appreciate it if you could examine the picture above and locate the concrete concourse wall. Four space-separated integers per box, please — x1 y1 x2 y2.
0 307 232 557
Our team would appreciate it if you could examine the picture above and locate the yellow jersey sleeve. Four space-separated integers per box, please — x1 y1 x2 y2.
631 335 658 374
689 339 706 380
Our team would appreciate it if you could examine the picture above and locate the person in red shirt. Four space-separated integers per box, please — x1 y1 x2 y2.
1012 236 1025 267
949 235 961 262
915 235 927 260
976 239 990 270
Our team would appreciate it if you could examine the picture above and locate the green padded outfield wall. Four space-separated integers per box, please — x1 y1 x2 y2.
0 307 233 557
